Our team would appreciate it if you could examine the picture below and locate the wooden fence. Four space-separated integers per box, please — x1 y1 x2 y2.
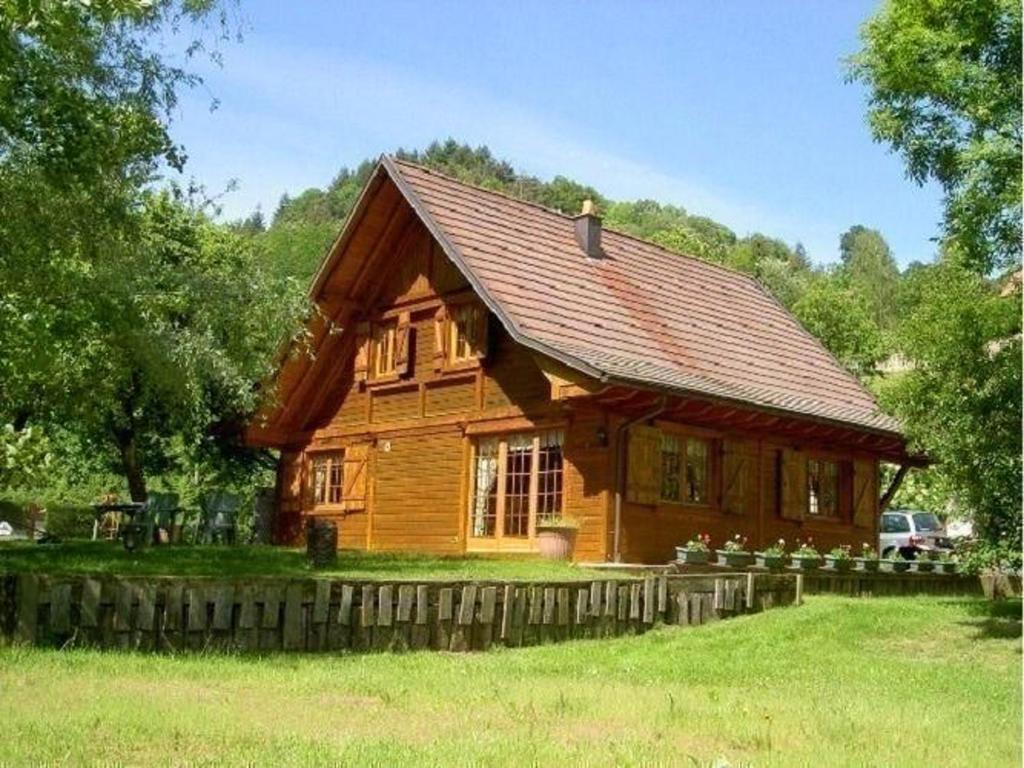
800 571 981 597
0 572 797 654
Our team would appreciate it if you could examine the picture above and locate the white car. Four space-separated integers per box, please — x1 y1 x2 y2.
879 509 954 559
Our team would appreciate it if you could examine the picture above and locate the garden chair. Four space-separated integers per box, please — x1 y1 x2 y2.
120 492 180 550
199 491 240 544
120 502 156 551
148 492 181 543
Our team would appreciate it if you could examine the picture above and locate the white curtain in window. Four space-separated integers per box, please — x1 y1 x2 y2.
472 439 499 537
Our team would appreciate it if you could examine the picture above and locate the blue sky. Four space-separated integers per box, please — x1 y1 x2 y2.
172 1 943 267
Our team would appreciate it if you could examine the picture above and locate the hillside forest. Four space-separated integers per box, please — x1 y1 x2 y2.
0 1 1019 566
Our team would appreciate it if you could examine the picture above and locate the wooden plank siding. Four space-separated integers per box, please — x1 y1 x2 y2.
274 224 606 557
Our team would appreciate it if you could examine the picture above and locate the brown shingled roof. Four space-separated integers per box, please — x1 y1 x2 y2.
383 156 901 437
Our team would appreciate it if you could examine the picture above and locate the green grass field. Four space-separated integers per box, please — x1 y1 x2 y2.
0 540 620 581
0 596 1019 766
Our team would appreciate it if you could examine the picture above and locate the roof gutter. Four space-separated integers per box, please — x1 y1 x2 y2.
612 395 667 563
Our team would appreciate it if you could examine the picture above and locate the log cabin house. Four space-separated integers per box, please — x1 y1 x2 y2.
247 156 920 563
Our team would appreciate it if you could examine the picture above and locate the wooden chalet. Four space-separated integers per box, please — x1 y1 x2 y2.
248 156 919 563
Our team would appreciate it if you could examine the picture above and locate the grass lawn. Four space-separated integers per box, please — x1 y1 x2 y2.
0 596 1019 767
0 540 622 581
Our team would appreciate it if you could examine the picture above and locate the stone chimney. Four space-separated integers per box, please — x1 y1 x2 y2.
573 199 603 259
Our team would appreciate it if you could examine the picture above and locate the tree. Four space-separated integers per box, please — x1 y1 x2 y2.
838 225 901 328
44 192 306 499
0 2 312 500
792 274 886 378
851 0 1023 556
849 0 1022 274
878 257 1021 553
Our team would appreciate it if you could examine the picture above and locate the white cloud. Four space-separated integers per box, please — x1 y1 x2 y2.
176 40 848 262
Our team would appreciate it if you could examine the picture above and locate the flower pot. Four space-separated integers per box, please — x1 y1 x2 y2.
936 561 957 574
754 552 788 571
715 550 754 568
825 555 854 572
884 559 911 573
789 555 821 571
912 558 935 574
536 525 577 560
854 557 881 573
675 548 709 565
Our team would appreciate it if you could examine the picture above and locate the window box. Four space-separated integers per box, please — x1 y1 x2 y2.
715 549 753 569
883 557 911 574
912 557 935 574
789 554 822 571
755 552 788 571
675 547 710 566
824 554 854 572
854 557 881 573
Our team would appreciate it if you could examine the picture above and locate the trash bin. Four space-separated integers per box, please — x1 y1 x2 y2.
306 518 338 568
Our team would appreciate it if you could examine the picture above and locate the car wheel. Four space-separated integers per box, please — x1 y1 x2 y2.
882 547 896 559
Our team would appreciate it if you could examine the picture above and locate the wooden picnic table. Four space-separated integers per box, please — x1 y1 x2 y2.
90 502 145 541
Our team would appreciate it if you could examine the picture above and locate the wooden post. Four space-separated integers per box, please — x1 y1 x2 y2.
49 582 71 636
436 587 453 650
282 583 304 651
745 572 756 611
795 573 804 606
15 574 38 645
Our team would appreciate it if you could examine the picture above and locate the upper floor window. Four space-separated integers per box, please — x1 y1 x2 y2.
449 303 484 363
807 458 839 517
372 320 397 378
436 302 488 369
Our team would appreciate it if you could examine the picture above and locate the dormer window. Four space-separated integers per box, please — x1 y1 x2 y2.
434 301 488 370
355 311 411 385
449 303 484 363
372 320 397 377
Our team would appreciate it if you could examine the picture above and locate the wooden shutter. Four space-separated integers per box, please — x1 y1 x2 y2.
626 425 661 505
341 443 370 512
852 459 877 528
395 311 412 376
353 321 370 383
720 440 748 515
433 306 449 370
780 448 806 520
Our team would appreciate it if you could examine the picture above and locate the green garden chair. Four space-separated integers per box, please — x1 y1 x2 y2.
120 492 180 550
199 491 240 544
